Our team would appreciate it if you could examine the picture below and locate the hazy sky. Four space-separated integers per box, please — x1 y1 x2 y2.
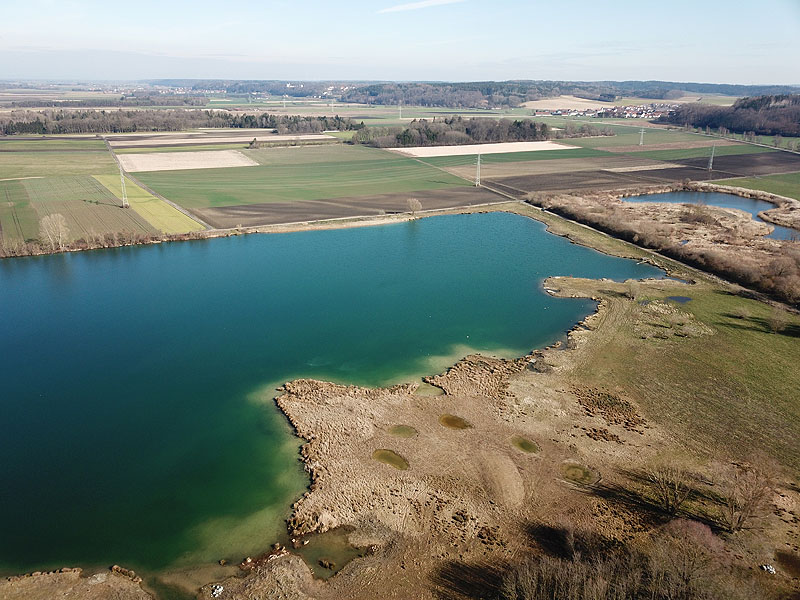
1 0 798 83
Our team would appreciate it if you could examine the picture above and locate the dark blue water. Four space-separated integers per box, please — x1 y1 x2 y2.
0 212 664 575
623 191 798 240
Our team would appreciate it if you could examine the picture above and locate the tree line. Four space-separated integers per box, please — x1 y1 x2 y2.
0 110 363 135
338 81 800 109
10 96 208 108
658 94 800 137
350 116 612 148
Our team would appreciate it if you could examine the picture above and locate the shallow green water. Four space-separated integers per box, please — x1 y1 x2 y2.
439 414 473 430
0 212 663 575
388 425 418 438
511 436 540 453
371 449 410 470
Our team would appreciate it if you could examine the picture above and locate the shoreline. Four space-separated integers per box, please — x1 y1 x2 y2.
3 180 797 260
200 272 716 599
3 194 796 599
0 203 685 596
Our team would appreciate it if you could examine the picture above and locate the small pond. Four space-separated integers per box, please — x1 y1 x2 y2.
372 449 410 470
439 414 473 430
388 425 418 438
292 528 366 580
511 435 540 453
623 191 798 240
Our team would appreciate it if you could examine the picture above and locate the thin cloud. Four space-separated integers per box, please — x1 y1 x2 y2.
378 0 465 14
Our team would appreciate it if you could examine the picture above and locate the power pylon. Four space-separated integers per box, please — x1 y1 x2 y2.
708 144 716 172
475 154 481 187
119 163 129 208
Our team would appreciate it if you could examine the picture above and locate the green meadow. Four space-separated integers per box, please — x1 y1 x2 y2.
716 172 800 202
136 147 468 209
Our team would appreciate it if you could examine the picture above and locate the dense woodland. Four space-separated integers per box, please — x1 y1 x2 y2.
0 110 362 135
658 94 800 137
338 81 799 109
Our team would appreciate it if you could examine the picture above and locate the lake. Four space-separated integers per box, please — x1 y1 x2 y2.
0 212 663 576
622 191 798 240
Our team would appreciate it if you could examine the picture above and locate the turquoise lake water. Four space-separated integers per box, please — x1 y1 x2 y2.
0 212 664 575
623 191 798 240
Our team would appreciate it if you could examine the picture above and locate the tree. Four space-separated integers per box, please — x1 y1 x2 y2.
765 307 789 333
718 464 772 532
646 463 693 515
648 519 725 599
407 197 422 216
39 214 69 251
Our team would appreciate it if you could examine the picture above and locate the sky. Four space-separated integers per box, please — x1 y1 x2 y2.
1 0 798 84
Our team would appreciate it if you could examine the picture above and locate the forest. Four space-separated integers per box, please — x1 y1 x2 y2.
0 110 363 135
338 81 800 109
658 94 800 137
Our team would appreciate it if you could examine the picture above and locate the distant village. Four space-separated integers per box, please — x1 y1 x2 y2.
532 102 680 120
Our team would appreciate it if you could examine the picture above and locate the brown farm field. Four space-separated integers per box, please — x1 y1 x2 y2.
675 151 800 177
442 154 677 180
194 187 503 228
485 167 725 197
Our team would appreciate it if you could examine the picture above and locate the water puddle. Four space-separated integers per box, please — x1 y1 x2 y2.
371 449 409 470
511 435 540 453
666 295 692 304
414 381 444 396
560 461 598 485
439 414 472 430
388 425 418 438
292 527 367 580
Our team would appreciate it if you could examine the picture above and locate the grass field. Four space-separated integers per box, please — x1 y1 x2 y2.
94 175 205 234
0 179 39 241
0 150 117 179
325 131 356 141
136 146 468 210
242 144 395 167
560 129 705 148
0 138 108 151
556 276 800 471
603 287 800 469
627 144 777 161
516 204 800 471
715 172 800 201
0 175 157 243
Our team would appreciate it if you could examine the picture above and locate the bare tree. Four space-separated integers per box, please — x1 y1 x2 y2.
718 464 773 532
39 214 69 251
407 197 422 216
648 519 725 599
765 308 788 334
646 463 693 515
